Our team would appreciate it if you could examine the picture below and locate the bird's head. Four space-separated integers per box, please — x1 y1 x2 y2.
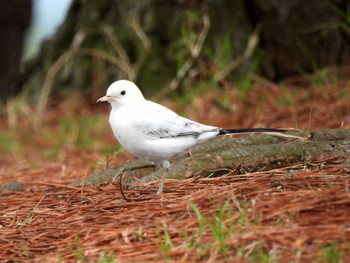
97 80 145 108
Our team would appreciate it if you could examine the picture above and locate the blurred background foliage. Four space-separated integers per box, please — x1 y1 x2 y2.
0 0 349 102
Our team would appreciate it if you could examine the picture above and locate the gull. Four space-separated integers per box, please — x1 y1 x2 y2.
97 80 288 196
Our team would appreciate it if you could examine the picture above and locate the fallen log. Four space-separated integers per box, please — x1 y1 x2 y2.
76 129 350 186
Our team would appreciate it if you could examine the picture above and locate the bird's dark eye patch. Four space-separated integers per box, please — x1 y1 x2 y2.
121 90 126 95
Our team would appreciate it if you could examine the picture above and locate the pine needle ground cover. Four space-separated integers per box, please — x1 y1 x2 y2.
1 79 349 262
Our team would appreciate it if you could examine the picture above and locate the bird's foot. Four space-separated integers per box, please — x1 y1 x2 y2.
113 164 157 202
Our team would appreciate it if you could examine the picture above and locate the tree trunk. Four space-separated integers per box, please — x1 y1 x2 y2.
0 0 32 101
246 0 350 80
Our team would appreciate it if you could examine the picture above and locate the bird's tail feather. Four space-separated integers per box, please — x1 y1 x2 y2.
219 128 306 140
218 128 287 135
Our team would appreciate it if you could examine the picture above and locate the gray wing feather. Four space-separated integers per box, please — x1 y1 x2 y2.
131 101 219 139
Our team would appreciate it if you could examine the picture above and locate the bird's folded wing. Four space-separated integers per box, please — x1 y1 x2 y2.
130 102 219 139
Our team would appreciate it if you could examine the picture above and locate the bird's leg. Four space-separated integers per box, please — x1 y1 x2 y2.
118 169 129 201
157 174 165 195
157 161 170 195
113 164 157 202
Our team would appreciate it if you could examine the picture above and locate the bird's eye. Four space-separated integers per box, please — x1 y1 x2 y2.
121 90 126 95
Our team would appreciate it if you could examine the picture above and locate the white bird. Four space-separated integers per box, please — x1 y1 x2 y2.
97 80 287 195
